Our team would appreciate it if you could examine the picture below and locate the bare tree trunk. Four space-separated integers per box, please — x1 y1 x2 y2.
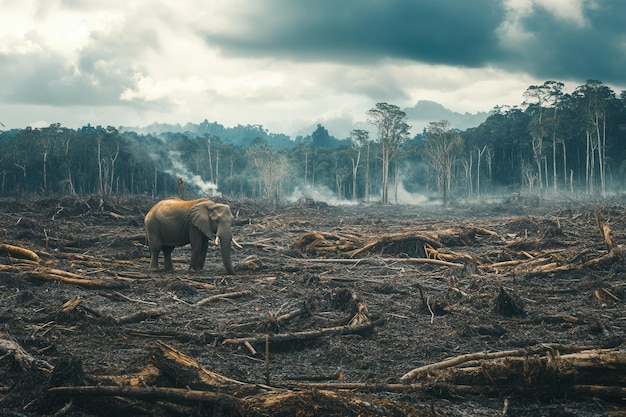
562 141 567 192
352 150 360 202
207 138 214 184
552 134 557 193
97 137 104 196
585 131 590 194
109 143 119 196
304 152 308 188
41 137 51 194
598 116 605 196
477 146 486 201
153 165 157 199
42 150 48 193
381 143 389 204
365 144 370 203
394 163 400 204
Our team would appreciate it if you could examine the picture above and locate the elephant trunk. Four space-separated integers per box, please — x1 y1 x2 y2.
217 226 235 275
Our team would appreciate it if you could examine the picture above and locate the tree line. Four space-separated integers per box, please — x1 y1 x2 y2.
1 79 625 204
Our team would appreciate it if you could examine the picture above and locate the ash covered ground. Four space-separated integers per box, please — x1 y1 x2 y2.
0 195 625 416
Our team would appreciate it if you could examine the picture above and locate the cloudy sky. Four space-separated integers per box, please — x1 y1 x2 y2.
1 0 625 138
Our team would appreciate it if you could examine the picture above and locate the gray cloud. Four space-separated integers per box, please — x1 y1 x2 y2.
0 52 129 106
505 2 626 85
0 4 163 109
204 0 626 86
205 0 504 66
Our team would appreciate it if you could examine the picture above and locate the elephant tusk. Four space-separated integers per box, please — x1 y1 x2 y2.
215 236 242 248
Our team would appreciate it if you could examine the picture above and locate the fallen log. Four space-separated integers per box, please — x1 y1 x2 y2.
301 257 464 268
400 346 626 400
26 267 131 288
221 321 377 349
49 386 241 410
195 290 251 306
0 243 41 262
116 310 163 325
49 385 421 416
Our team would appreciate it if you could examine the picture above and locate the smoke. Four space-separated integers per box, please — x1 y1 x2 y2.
165 151 218 196
392 182 432 205
287 184 358 206
286 182 434 206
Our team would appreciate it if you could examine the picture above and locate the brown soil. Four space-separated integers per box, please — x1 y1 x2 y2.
0 195 624 416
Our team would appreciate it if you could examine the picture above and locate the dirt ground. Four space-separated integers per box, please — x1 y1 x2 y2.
0 194 625 416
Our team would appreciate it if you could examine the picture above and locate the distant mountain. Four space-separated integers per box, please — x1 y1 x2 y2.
403 100 491 133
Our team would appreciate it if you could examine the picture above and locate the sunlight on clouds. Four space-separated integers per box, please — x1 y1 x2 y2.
498 0 593 52
0 1 120 58
217 71 286 99
503 0 595 27
533 0 590 25
120 74 208 102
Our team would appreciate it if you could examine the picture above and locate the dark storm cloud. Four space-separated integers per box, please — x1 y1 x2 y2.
508 2 626 85
204 0 626 86
205 0 504 66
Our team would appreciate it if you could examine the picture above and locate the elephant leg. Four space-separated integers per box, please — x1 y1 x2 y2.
163 246 175 271
149 247 160 271
198 238 209 270
189 241 202 272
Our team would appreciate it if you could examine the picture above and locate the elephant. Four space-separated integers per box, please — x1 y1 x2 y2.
144 198 241 274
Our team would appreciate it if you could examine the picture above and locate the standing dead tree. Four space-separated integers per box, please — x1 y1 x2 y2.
423 121 462 206
366 103 410 204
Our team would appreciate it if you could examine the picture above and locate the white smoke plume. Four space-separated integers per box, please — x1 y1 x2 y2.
166 151 218 196
287 185 358 206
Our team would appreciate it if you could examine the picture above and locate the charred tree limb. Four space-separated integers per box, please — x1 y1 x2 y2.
0 264 132 288
399 346 626 400
151 341 250 389
48 385 242 409
91 364 162 387
222 321 377 349
116 310 164 325
0 243 41 262
195 290 251 306
300 257 464 268
400 344 594 382
0 335 54 372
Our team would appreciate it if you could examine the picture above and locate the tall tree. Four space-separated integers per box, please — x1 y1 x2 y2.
524 83 552 196
349 129 369 201
366 103 410 204
423 121 462 206
573 80 615 196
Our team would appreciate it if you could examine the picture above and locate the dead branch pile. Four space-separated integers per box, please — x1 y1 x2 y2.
399 345 626 400
295 227 497 261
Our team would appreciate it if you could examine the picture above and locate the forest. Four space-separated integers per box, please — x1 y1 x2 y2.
1 79 625 204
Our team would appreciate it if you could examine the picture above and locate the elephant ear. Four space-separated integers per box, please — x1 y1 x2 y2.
188 201 216 239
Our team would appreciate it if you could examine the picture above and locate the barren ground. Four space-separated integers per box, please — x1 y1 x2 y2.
0 195 625 416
